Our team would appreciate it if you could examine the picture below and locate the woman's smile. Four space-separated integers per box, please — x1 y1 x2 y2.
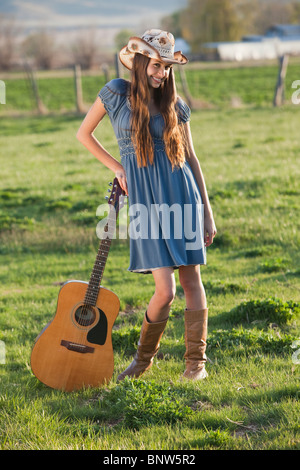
147 59 171 88
150 76 164 86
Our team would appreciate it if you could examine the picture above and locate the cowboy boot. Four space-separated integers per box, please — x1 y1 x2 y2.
117 312 168 381
183 308 208 380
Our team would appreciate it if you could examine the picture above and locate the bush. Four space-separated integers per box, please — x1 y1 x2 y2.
120 379 193 429
112 325 141 352
224 298 299 326
208 327 296 356
100 379 193 430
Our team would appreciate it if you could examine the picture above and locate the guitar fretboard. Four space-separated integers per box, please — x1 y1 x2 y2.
84 215 116 306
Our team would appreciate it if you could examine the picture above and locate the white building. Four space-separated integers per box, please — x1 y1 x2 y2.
203 24 300 61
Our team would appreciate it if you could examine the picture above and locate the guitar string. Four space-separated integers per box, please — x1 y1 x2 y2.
78 191 120 339
79 186 124 336
79 236 111 329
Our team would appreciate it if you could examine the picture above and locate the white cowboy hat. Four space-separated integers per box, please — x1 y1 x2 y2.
119 29 188 70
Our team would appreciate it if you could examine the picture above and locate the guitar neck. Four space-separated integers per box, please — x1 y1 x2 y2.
84 233 113 306
84 178 125 306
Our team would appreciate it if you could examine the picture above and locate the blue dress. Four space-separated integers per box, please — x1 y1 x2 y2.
99 78 206 273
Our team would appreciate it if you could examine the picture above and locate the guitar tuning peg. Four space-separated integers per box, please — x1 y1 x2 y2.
109 182 112 186
105 195 109 200
107 189 111 192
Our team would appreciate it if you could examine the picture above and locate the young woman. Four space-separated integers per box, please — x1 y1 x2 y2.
76 29 217 381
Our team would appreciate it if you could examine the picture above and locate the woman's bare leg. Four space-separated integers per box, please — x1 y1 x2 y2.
178 264 206 310
147 267 176 322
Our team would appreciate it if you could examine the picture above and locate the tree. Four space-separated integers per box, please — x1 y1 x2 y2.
290 1 300 23
161 11 183 38
114 29 135 52
172 0 257 53
70 27 99 70
0 14 21 70
163 0 300 54
254 1 294 34
22 30 57 69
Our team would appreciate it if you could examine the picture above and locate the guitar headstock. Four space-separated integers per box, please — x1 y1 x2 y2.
106 177 127 214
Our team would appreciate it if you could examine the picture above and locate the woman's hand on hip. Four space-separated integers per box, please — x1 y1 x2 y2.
204 212 217 247
115 168 128 196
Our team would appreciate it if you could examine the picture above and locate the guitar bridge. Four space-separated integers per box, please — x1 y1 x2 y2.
61 340 94 354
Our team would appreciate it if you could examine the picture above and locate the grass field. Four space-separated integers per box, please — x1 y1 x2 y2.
1 59 300 112
0 62 299 450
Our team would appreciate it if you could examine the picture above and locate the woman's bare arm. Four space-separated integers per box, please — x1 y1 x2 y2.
76 97 128 194
183 122 217 246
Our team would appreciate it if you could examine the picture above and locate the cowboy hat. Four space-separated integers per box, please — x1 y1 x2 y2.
119 29 188 70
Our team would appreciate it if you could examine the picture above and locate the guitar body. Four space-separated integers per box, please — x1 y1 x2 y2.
31 280 120 392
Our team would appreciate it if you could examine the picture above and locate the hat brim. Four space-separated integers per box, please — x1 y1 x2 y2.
119 36 188 70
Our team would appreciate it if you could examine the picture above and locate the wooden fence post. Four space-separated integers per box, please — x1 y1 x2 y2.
74 64 85 113
273 54 289 107
177 65 193 110
24 64 48 114
115 53 124 79
101 63 110 83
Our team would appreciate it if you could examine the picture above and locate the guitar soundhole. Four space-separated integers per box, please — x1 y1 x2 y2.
74 305 96 327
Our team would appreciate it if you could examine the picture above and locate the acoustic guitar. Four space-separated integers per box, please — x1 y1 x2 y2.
31 178 126 391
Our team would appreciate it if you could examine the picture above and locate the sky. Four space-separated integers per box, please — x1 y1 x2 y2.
0 0 188 33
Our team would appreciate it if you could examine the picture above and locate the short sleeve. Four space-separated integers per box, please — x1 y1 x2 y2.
98 78 128 120
176 96 191 124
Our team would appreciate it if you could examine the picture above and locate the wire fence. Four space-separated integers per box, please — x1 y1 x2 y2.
1 55 300 115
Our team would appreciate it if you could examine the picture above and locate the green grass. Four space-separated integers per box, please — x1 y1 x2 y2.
186 62 300 107
1 60 300 112
0 68 300 449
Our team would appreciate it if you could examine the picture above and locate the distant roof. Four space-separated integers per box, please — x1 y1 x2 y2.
242 35 264 42
265 24 300 39
204 24 300 51
175 38 190 54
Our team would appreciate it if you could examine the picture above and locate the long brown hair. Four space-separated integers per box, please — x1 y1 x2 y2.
130 54 185 169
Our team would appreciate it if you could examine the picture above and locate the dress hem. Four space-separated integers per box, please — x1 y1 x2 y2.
128 262 206 274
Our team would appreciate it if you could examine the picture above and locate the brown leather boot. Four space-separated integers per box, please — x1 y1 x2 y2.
183 308 208 380
117 312 168 381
